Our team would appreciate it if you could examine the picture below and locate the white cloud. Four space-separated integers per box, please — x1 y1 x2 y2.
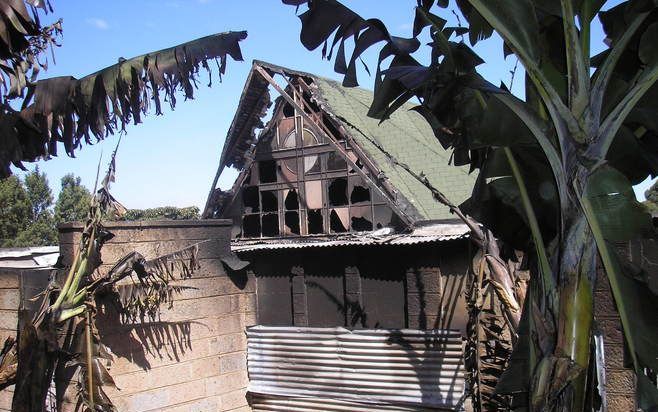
86 18 109 30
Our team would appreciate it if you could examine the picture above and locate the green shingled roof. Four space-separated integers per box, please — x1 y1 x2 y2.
312 77 477 221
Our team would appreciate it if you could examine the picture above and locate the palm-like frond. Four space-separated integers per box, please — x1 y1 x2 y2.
0 30 247 176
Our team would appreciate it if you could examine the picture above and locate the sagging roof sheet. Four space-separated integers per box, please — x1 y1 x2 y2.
232 223 469 253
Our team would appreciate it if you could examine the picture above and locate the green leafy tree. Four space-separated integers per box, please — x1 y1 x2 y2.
24 167 53 219
286 0 658 410
0 169 56 247
16 168 57 246
119 206 200 221
0 176 31 247
54 174 91 224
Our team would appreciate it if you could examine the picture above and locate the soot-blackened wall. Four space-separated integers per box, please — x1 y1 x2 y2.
240 239 471 334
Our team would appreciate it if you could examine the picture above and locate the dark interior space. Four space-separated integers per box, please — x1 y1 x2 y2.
284 190 299 210
307 209 323 234
259 160 277 183
243 214 260 237
285 211 301 235
261 213 279 237
351 216 373 232
350 185 370 204
328 178 348 206
330 209 348 233
261 191 278 212
243 186 259 213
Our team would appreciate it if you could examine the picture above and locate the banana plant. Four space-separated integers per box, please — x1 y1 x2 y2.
284 0 658 410
0 1 247 177
7 145 204 412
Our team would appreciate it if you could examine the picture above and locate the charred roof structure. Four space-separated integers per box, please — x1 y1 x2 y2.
204 60 476 231
204 61 478 411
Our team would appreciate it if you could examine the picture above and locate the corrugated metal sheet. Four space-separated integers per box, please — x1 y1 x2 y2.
0 246 59 268
233 223 469 253
247 326 466 411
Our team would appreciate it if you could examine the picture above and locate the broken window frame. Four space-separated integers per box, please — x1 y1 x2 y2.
236 82 393 238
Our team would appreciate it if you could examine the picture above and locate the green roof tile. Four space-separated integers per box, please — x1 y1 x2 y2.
313 77 477 221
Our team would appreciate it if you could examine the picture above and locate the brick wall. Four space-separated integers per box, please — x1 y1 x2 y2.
594 237 658 411
55 219 255 412
595 268 635 411
244 239 471 333
0 267 51 411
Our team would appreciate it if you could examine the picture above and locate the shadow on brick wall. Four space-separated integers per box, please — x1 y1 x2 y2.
94 296 195 371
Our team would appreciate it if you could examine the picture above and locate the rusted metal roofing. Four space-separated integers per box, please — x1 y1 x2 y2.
232 223 469 252
0 246 59 268
246 326 466 411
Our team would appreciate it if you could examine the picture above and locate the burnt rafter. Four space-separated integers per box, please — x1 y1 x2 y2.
204 60 477 232
252 64 414 225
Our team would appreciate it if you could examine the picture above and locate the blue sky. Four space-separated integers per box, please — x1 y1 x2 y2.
17 0 654 210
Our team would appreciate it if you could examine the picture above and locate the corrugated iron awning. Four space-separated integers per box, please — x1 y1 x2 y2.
233 223 469 253
247 326 466 411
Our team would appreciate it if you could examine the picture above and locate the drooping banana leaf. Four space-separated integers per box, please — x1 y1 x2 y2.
0 30 247 177
581 164 658 409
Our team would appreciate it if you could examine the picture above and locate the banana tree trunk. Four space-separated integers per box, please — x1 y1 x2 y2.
529 195 599 411
12 318 59 412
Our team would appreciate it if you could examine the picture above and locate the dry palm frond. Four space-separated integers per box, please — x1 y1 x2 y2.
1 29 247 176
109 242 203 322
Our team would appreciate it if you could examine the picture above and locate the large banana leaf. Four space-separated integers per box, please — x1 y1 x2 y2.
0 30 247 177
0 1 59 99
582 165 658 408
0 0 41 59
284 1 658 409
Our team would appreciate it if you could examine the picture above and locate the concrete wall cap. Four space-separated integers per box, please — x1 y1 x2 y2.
58 219 232 231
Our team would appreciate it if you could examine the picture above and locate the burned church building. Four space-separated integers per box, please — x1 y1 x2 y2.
203 61 479 410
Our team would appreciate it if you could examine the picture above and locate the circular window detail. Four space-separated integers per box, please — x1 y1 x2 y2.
282 129 320 174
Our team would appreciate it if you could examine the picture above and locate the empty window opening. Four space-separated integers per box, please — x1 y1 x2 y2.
330 209 348 233
262 213 279 237
302 92 320 114
259 160 277 183
323 114 342 140
283 103 295 118
350 185 370 204
374 206 394 229
308 209 323 234
285 211 300 235
327 152 347 171
261 191 278 212
347 152 360 174
285 190 299 210
351 216 373 232
243 186 259 213
328 178 348 206
243 215 260 237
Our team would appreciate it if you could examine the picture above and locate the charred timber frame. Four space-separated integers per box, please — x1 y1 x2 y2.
253 65 415 226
